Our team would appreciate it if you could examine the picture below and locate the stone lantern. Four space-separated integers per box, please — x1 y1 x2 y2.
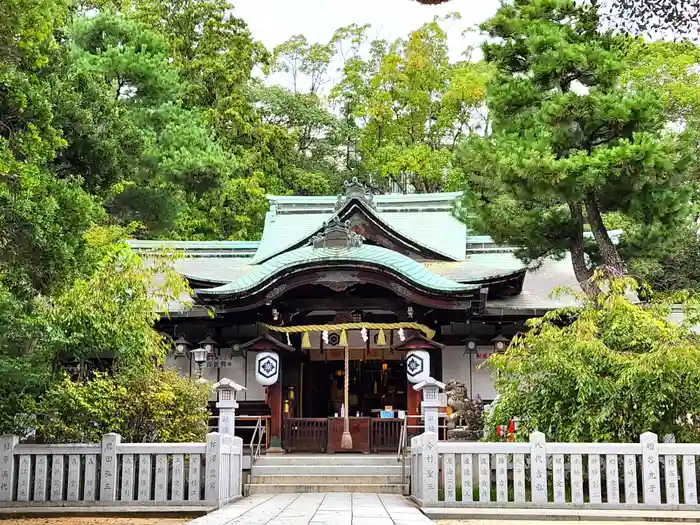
413 377 446 436
212 378 246 436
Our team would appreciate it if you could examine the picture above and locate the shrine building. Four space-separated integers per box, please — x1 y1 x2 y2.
129 179 580 453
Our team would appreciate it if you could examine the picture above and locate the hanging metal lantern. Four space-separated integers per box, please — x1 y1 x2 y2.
199 333 217 354
463 338 478 356
492 334 510 353
173 335 191 359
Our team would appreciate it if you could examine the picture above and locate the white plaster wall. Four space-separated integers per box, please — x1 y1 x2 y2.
441 345 497 402
471 350 498 402
245 356 266 401
218 357 247 387
164 353 266 402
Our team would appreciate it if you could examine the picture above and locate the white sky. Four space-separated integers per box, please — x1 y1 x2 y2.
234 0 501 87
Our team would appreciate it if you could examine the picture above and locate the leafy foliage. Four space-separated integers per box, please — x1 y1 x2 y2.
331 17 492 193
485 279 700 443
33 370 211 443
453 0 696 295
0 225 195 439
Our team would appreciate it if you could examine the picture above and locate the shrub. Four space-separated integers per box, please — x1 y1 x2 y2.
33 369 211 443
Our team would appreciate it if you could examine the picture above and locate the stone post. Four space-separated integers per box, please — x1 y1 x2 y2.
212 378 246 437
413 377 446 435
529 431 547 503
0 435 18 502
641 432 661 505
100 433 121 502
421 430 439 505
205 432 222 505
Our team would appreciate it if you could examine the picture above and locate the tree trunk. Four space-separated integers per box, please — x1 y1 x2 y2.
568 201 600 297
585 193 626 276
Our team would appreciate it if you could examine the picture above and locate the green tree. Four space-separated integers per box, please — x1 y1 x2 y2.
332 17 491 192
129 0 266 110
0 226 196 437
484 278 700 443
622 40 700 126
64 11 269 239
0 0 108 299
453 0 695 296
0 0 215 440
47 226 190 371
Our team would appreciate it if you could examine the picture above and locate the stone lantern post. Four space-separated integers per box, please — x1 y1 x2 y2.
212 378 246 436
413 377 446 435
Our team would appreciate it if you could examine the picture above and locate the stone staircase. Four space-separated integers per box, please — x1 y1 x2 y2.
246 454 409 495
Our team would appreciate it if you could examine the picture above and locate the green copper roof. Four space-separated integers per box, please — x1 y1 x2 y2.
196 244 479 298
253 191 467 263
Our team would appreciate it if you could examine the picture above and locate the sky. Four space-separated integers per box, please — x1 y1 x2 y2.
234 0 501 79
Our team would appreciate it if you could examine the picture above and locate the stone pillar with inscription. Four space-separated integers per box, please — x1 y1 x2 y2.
421 431 439 505
205 432 222 505
413 377 446 435
0 435 17 502
641 432 661 505
100 433 121 502
212 378 246 436
529 431 548 503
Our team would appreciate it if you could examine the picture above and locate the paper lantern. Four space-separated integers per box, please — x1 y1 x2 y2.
406 350 430 383
255 351 279 386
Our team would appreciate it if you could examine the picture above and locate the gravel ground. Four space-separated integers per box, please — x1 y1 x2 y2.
0 519 190 525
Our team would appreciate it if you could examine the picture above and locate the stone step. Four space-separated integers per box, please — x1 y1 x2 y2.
252 474 406 484
252 464 407 476
256 455 399 466
244 483 408 495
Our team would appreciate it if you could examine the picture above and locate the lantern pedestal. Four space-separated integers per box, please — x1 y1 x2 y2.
413 377 446 435
212 378 246 437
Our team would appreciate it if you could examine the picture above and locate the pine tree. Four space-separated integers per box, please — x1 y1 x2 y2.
454 0 695 296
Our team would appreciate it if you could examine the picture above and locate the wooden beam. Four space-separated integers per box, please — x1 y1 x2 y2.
277 297 407 311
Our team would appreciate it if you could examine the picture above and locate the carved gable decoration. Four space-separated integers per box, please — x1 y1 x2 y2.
334 177 377 211
311 217 363 251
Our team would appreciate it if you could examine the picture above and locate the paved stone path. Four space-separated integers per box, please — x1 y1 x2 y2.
186 493 434 525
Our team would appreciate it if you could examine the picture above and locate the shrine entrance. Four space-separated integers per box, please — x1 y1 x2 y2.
304 358 408 419
283 356 409 454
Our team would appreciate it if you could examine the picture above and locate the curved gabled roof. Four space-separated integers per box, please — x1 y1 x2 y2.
195 244 479 299
252 187 466 264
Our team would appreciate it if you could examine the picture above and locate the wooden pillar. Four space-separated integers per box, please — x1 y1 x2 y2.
407 387 421 417
267 381 283 448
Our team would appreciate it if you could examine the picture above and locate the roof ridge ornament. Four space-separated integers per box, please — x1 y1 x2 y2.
334 177 377 211
311 216 364 250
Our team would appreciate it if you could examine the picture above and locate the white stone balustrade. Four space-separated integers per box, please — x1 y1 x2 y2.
0 432 242 508
410 431 700 509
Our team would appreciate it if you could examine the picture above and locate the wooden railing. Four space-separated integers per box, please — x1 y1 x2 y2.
284 418 328 453
371 419 403 452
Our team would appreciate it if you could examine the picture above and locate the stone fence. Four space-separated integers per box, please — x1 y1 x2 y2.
0 432 242 509
410 431 700 510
